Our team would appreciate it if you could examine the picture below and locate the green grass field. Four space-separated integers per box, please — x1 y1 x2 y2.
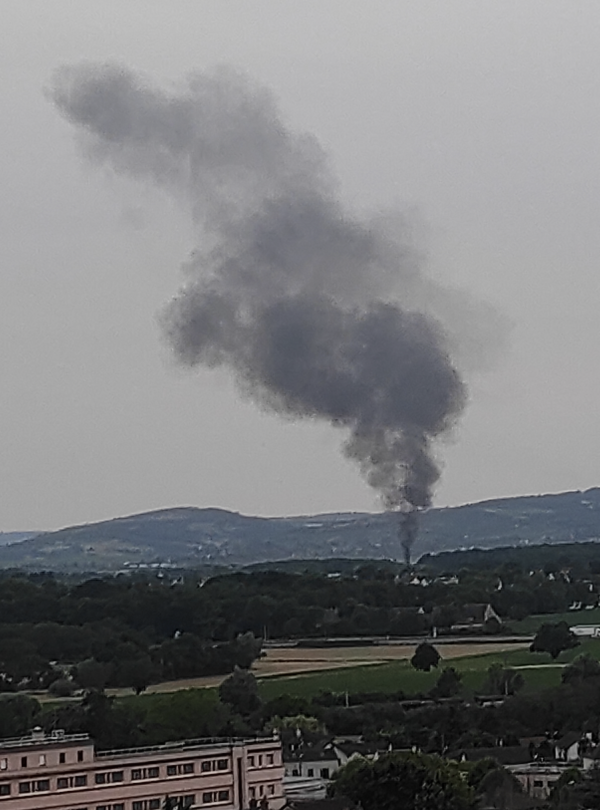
257 639 600 701
509 608 600 635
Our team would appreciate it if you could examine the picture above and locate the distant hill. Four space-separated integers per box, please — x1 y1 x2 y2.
0 532 37 547
2 487 600 572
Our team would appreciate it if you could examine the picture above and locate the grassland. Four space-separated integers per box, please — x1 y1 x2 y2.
256 639 600 701
509 608 600 635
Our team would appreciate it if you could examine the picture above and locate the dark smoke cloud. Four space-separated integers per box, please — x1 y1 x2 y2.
51 63 475 557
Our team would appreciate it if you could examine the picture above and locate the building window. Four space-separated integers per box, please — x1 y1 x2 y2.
168 762 195 776
78 750 84 762
39 754 46 766
249 788 256 798
132 767 160 780
267 754 274 765
0 785 10 796
95 771 124 784
258 755 263 766
20 757 27 768
198 759 228 773
320 768 330 778
59 753 66 764
58 774 88 789
307 769 314 777
204 790 230 804
248 756 255 767
18 780 49 794
132 801 160 810
0 760 6 770
97 805 125 810
267 785 274 795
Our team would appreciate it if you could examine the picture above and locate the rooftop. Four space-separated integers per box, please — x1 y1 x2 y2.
0 730 279 758
98 736 277 760
0 729 90 751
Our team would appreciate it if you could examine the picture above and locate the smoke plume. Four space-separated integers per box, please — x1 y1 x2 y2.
51 63 475 560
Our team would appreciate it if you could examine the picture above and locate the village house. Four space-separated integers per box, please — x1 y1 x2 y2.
451 603 502 632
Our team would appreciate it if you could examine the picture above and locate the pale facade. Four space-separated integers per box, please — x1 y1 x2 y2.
0 729 284 810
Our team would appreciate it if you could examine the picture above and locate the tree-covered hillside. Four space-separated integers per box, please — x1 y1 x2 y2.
2 487 600 571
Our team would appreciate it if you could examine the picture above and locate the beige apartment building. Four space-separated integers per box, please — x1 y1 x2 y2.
0 729 285 810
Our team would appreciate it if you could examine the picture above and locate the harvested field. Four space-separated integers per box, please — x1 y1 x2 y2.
253 641 527 677
131 640 527 695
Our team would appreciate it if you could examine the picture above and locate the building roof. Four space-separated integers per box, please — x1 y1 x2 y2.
454 603 497 625
555 731 581 751
452 746 533 766
284 742 339 765
333 741 386 758
0 730 91 752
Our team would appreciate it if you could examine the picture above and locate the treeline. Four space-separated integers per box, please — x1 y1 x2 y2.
0 561 597 692
421 540 600 573
0 575 263 693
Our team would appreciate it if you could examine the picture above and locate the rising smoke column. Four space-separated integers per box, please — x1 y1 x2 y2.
51 63 469 562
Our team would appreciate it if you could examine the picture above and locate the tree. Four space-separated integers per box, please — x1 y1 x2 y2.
116 655 156 694
483 615 502 635
411 642 441 672
484 663 524 696
0 694 41 738
549 765 600 808
218 667 261 715
530 622 579 660
561 653 600 685
431 667 462 698
330 751 475 810
232 632 263 669
73 658 113 690
476 764 526 809
48 678 76 698
264 714 325 735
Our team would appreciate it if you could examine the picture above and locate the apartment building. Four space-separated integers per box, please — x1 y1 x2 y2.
0 729 284 810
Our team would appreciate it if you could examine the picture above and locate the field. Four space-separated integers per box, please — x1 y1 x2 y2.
128 640 526 697
509 607 600 635
99 635 600 701
256 638 600 700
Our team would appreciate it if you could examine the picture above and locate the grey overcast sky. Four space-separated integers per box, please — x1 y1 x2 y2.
2 1 600 531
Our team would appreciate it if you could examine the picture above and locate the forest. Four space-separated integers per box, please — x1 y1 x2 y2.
0 554 597 693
